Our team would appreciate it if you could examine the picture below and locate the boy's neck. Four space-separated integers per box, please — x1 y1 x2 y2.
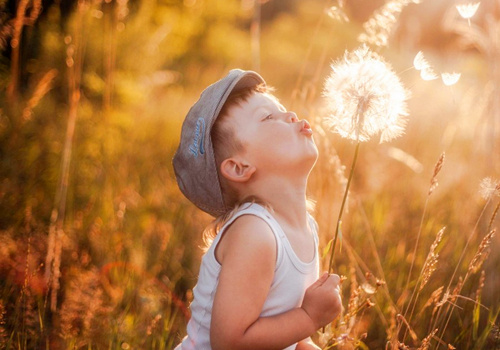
242 175 310 231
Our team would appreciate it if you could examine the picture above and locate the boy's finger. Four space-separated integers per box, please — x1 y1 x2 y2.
311 272 329 287
326 274 341 286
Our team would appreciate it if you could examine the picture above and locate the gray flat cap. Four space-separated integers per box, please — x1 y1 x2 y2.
173 69 266 217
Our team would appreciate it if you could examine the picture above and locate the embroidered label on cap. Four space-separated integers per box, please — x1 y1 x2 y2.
189 117 206 157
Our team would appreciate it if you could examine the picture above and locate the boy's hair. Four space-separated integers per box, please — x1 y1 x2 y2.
211 83 271 208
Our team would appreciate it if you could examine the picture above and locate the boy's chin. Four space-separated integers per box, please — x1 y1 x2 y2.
298 151 319 175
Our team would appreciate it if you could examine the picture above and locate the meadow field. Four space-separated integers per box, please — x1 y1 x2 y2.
0 0 499 349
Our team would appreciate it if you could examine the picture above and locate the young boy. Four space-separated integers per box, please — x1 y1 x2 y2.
173 69 341 349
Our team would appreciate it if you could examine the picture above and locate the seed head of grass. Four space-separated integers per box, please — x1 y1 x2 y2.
450 276 464 303
468 229 496 274
475 270 485 301
420 227 446 291
323 45 410 143
423 286 444 310
418 328 438 350
429 153 445 195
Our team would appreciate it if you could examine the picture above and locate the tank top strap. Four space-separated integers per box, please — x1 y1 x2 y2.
212 203 284 269
307 212 320 246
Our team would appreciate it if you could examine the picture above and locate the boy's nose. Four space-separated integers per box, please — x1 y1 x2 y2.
286 111 299 123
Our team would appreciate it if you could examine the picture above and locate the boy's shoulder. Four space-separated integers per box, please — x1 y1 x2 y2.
216 212 276 264
225 213 275 245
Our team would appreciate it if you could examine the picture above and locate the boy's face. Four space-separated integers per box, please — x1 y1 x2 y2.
224 92 318 177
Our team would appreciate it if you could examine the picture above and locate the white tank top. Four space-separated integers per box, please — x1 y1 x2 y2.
175 203 320 350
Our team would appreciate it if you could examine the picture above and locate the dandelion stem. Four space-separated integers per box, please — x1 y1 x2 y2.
328 140 361 274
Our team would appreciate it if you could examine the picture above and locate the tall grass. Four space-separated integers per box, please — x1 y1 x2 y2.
0 0 499 349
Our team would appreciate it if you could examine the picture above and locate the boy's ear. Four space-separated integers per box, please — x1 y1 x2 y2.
220 157 256 183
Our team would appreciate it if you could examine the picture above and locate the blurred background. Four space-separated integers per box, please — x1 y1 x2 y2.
0 0 499 348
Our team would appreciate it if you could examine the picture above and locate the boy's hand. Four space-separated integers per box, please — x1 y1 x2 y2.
296 338 321 350
301 272 342 329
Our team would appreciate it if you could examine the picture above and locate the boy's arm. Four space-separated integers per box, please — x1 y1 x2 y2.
210 215 340 350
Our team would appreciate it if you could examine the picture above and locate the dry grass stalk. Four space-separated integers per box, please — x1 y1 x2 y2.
487 200 500 233
344 266 359 331
7 0 42 102
397 314 418 342
7 0 29 101
386 307 398 342
418 328 438 350
403 153 446 328
397 341 410 350
146 314 163 336
60 268 109 346
358 0 421 47
402 227 446 343
422 286 444 311
0 300 6 349
23 69 59 122
428 287 445 334
432 186 497 337
449 276 463 304
0 19 13 51
429 153 445 195
22 289 38 338
45 0 89 312
420 227 445 291
50 228 64 312
475 270 485 302
488 324 500 348
467 229 496 274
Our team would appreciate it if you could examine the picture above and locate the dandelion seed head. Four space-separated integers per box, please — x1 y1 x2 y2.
323 45 410 143
413 51 439 81
441 72 461 86
420 65 439 81
456 2 480 19
413 51 430 71
479 177 500 199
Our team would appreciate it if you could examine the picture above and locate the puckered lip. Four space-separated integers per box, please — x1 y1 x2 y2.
300 120 313 135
